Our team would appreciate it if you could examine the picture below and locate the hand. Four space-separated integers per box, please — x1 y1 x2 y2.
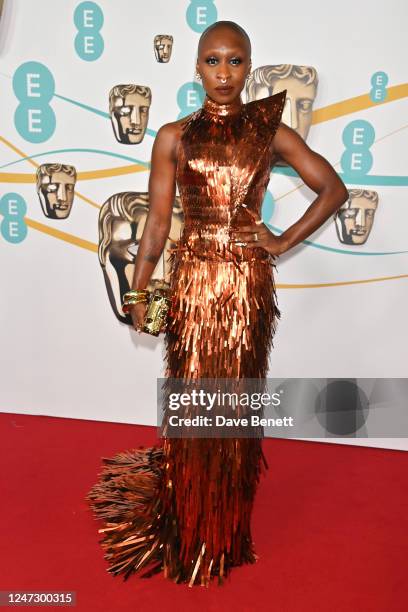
129 302 147 334
230 209 289 256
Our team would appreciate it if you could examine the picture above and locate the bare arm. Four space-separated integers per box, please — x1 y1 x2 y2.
273 123 348 250
272 123 349 252
232 123 349 254
131 123 178 290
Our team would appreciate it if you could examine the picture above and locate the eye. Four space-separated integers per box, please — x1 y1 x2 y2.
47 184 57 192
230 57 242 65
299 99 313 112
140 106 148 114
205 56 218 65
119 106 131 115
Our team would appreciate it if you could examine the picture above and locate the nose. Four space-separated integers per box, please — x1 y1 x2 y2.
288 98 298 131
217 61 231 82
355 208 365 228
57 183 66 201
130 105 140 126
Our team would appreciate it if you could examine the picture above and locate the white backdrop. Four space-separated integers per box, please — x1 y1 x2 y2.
0 0 407 450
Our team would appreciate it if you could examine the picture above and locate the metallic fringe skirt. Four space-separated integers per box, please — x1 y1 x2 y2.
86 249 280 587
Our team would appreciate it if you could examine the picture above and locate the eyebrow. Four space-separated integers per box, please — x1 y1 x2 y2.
202 48 244 55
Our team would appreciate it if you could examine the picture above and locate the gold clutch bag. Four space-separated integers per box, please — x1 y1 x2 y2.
122 284 172 336
142 285 173 336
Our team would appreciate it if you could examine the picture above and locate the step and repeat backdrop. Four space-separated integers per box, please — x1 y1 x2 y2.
0 0 407 449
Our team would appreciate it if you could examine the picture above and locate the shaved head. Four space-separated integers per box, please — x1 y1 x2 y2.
198 20 251 57
195 20 252 104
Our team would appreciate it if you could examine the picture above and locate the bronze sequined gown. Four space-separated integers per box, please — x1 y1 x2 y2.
86 89 287 587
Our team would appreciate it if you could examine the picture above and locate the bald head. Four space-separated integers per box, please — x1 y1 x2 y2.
195 20 252 103
198 20 251 57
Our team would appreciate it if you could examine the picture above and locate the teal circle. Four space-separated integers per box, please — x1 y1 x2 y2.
14 104 56 142
1 218 28 243
340 149 373 175
261 190 276 224
0 193 27 216
370 89 388 103
177 82 205 117
74 2 104 30
13 61 55 103
74 31 104 60
370 71 388 88
369 87 388 103
0 193 28 243
186 0 217 32
342 120 375 148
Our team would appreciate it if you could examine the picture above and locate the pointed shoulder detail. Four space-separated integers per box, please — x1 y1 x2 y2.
244 89 287 143
245 88 287 115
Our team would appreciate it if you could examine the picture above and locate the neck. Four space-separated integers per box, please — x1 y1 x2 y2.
202 94 243 117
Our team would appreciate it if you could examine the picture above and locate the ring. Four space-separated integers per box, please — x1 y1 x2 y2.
255 219 263 225
254 233 259 242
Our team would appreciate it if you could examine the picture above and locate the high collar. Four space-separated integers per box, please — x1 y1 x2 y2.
202 94 244 117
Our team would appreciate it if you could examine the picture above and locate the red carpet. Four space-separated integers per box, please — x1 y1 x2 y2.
0 412 407 611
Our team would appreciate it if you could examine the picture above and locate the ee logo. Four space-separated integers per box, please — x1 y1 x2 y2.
176 82 205 119
186 0 217 32
74 2 104 61
341 120 375 177
0 193 28 244
370 71 389 103
13 61 56 143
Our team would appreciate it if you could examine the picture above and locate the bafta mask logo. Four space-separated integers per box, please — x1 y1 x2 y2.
109 84 151 144
334 189 379 245
36 163 77 219
246 64 318 144
98 192 184 324
154 34 174 63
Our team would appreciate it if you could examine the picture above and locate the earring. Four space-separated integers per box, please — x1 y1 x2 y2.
195 70 201 81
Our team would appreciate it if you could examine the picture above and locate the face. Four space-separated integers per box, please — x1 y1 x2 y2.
154 36 173 62
276 75 316 140
196 27 251 104
38 169 76 219
335 195 378 245
248 70 317 141
107 202 184 297
110 91 150 144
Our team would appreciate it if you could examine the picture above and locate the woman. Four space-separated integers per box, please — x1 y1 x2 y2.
86 21 348 587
